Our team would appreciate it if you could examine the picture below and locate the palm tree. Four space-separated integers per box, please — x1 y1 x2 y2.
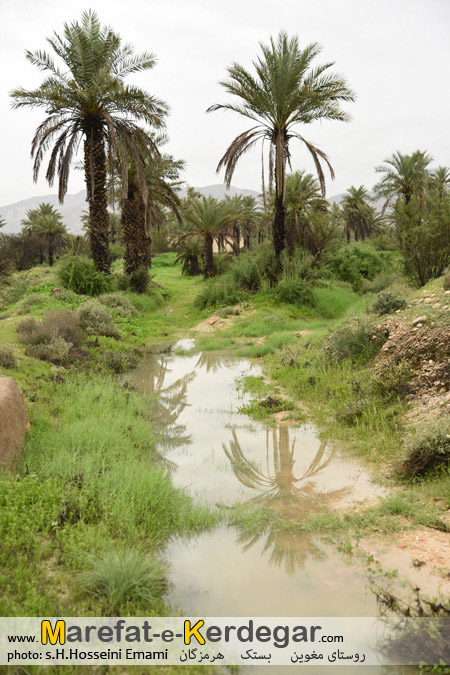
341 186 380 242
284 170 329 252
429 166 450 198
11 10 167 273
175 237 203 276
0 217 6 229
21 202 67 265
374 150 432 211
208 31 354 259
180 197 236 278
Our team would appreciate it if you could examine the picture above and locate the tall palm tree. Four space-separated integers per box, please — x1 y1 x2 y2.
429 166 450 198
374 150 432 211
284 170 329 252
21 202 67 265
341 185 380 242
180 197 236 278
208 31 354 259
11 10 167 273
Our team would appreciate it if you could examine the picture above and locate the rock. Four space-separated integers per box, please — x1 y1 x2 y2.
0 377 29 467
424 298 434 304
412 316 427 326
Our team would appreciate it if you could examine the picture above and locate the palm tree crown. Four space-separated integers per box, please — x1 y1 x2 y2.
374 150 432 211
208 31 354 257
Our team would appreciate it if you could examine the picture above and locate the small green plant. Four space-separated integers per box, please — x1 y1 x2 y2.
0 276 29 306
400 417 450 479
98 293 139 318
195 275 245 309
17 292 44 314
101 350 139 373
77 549 166 612
324 320 388 363
27 336 73 364
0 347 17 369
115 273 130 291
371 291 407 315
58 255 112 296
78 302 120 338
270 277 314 306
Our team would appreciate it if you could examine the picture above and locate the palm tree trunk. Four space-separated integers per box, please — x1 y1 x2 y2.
48 238 54 266
204 233 215 278
84 128 111 274
122 180 151 276
273 135 286 259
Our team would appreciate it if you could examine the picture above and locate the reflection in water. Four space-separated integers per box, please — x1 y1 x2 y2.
223 427 348 574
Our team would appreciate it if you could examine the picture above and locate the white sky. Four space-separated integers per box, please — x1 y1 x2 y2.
0 0 449 205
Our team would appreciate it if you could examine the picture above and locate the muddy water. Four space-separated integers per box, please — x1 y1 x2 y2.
128 342 405 673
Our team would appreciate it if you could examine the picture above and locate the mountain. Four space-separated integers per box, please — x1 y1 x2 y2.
0 184 261 235
0 185 384 235
0 190 88 235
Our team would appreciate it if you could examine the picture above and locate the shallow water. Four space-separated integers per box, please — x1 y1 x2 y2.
128 342 411 673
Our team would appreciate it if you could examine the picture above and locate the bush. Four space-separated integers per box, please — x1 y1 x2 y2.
115 273 130 291
271 277 314 306
129 266 149 294
17 293 44 315
400 417 450 478
77 549 165 612
331 243 386 291
195 275 245 309
0 277 29 307
58 255 112 296
78 302 120 338
17 310 84 348
101 351 139 374
371 361 412 401
371 291 407 315
325 320 388 362
0 347 17 369
98 293 139 318
229 245 277 291
26 336 72 364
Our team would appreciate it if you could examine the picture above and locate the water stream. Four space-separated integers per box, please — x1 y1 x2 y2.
127 340 411 673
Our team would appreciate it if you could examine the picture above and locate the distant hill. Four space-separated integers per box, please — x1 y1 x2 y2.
0 185 383 235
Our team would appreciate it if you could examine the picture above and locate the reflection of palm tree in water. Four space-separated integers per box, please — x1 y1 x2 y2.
223 426 348 574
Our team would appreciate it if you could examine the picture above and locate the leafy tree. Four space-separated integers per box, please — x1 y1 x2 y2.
374 150 432 210
180 197 236 278
11 10 166 273
394 190 450 286
341 186 382 242
21 202 67 265
208 31 354 258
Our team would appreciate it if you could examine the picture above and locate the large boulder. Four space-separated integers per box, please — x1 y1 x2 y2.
0 377 29 467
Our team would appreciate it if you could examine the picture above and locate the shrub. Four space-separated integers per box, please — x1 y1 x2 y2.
271 277 314 306
101 351 139 374
129 266 149 294
26 336 72 364
400 417 450 479
0 277 29 307
78 302 120 338
325 320 388 362
17 293 44 314
371 361 412 401
0 347 17 369
17 310 84 347
371 291 407 315
229 245 277 291
77 549 165 612
331 243 386 291
195 275 245 309
58 255 112 296
98 293 139 318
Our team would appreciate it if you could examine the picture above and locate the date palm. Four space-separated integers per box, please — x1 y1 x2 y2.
21 202 67 265
341 185 380 242
11 10 167 273
374 150 432 211
180 196 236 278
208 31 354 259
284 170 328 252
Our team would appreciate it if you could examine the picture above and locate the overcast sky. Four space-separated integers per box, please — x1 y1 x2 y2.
0 0 449 205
